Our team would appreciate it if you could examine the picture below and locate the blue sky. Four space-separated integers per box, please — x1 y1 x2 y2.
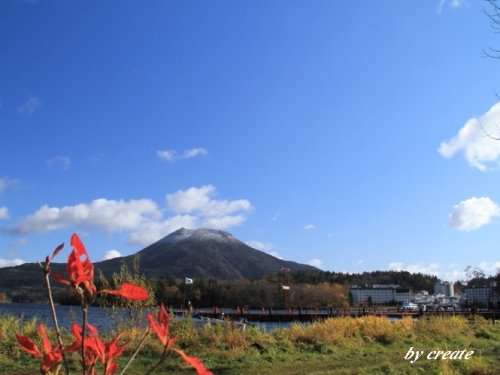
1 0 499 281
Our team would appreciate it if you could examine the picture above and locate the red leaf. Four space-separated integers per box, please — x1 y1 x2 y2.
100 283 149 300
105 361 118 375
83 324 105 364
52 273 71 286
173 348 213 375
157 303 169 329
106 333 127 361
147 313 166 346
40 350 63 373
38 324 52 354
15 334 42 358
64 323 82 352
66 233 96 295
71 233 87 258
147 304 170 347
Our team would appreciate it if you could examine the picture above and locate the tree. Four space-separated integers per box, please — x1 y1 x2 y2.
465 266 487 287
484 0 500 59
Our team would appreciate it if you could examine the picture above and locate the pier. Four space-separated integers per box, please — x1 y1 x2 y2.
177 307 500 323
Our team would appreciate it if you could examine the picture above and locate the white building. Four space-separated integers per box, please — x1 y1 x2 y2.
350 286 411 305
395 289 411 303
434 282 454 297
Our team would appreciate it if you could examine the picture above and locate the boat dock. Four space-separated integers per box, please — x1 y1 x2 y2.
179 307 500 323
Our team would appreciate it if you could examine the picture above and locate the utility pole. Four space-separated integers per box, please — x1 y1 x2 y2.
183 277 193 313
281 267 290 310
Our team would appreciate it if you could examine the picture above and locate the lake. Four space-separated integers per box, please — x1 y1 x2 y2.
0 303 291 332
0 302 149 332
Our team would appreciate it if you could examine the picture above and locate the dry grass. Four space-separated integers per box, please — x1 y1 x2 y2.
1 313 499 375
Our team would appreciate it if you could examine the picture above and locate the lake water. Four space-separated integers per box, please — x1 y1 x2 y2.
0 303 291 332
0 303 149 332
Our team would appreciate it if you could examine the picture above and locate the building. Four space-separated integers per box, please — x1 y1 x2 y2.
464 287 493 307
395 289 411 303
434 282 454 297
350 285 411 305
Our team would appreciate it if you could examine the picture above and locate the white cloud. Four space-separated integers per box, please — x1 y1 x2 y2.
156 149 177 162
308 258 323 268
47 156 71 171
18 96 42 115
388 262 440 276
388 261 497 281
246 240 282 259
204 215 247 229
166 185 252 217
355 259 364 266
444 269 466 282
443 262 499 281
0 206 9 220
478 261 500 272
0 177 18 194
0 258 25 268
437 0 467 14
181 148 208 159
303 224 316 231
101 250 122 261
450 0 466 8
128 214 198 247
17 198 162 234
439 102 500 171
157 147 208 162
16 186 253 248
448 196 500 231
443 263 465 281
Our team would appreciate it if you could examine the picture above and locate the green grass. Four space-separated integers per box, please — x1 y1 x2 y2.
1 314 499 374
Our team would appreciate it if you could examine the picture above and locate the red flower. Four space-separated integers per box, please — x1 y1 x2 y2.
53 233 96 297
172 348 214 375
16 324 63 374
100 283 149 300
146 304 176 349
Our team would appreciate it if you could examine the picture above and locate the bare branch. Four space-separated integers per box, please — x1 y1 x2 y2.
480 121 500 140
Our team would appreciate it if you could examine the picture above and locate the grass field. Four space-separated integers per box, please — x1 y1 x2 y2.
1 314 499 374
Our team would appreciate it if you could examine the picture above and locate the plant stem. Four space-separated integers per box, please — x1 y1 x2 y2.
118 329 151 375
81 299 88 375
144 347 169 375
45 272 71 375
39 260 71 375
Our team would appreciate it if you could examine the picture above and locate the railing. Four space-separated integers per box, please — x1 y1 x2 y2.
172 307 500 322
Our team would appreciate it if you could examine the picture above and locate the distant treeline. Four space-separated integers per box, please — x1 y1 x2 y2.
10 260 496 308
53 265 442 308
289 270 439 293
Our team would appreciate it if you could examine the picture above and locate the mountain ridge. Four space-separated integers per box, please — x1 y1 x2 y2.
96 227 318 279
0 228 318 301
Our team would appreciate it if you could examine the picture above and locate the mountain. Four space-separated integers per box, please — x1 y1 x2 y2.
96 228 318 280
0 228 318 299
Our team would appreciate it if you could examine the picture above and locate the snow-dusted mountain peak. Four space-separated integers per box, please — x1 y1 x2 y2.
160 227 240 245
